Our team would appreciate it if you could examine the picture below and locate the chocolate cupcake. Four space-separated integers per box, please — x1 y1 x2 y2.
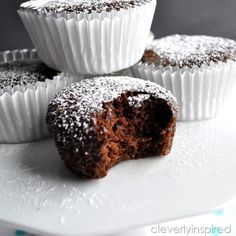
124 35 236 120
0 49 80 143
18 0 156 75
46 76 178 179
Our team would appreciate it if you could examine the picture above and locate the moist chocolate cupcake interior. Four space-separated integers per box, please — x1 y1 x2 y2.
47 77 178 178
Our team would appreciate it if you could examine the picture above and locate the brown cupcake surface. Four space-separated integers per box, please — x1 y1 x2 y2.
47 76 178 179
141 34 236 68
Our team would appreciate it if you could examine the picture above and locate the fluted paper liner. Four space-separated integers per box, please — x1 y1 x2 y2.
124 60 236 121
0 49 81 143
18 0 156 75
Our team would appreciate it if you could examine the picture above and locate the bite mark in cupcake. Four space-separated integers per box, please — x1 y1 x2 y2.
46 76 178 179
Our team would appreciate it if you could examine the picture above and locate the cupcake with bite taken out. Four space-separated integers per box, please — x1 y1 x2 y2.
46 76 178 178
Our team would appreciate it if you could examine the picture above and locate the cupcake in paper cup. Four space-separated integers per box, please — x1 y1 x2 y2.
0 49 81 143
18 0 156 75
124 35 236 121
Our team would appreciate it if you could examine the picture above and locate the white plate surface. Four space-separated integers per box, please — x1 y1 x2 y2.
0 98 236 236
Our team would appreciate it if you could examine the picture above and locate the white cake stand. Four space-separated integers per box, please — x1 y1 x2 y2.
0 94 235 236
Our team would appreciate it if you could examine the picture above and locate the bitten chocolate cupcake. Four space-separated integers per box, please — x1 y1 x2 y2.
46 76 178 179
0 49 80 143
18 0 156 75
124 35 236 121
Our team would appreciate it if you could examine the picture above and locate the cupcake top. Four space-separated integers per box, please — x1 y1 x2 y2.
20 0 147 14
47 76 178 146
141 34 236 68
0 61 58 90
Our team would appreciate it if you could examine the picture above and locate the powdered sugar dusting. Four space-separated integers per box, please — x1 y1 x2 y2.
20 0 148 13
46 76 178 151
143 34 236 68
0 61 57 90
128 93 150 107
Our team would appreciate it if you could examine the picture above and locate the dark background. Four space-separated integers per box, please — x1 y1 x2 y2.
1 0 236 51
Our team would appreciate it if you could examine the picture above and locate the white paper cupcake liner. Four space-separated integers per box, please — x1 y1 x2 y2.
148 31 155 45
18 0 156 75
0 49 82 143
124 60 236 121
